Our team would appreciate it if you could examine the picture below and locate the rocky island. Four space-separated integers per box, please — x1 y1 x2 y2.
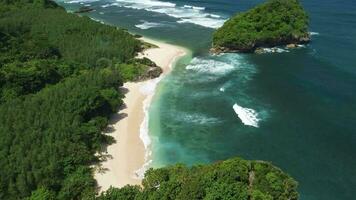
212 0 310 53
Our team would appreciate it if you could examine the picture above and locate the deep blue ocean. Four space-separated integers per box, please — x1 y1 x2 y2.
58 0 356 199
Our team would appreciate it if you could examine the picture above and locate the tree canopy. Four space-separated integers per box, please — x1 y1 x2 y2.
98 157 299 200
0 1 154 199
212 0 310 52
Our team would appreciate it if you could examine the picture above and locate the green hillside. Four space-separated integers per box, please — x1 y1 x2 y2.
212 0 310 53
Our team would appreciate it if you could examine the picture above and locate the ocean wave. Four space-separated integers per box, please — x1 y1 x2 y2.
258 44 307 54
101 3 119 8
186 57 235 75
209 14 221 18
260 47 290 53
113 0 226 28
135 20 168 29
65 0 99 4
233 104 260 128
310 31 320 36
174 112 221 125
90 17 105 24
134 77 163 179
183 5 205 10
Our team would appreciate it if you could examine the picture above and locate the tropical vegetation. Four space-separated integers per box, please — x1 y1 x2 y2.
98 157 299 200
0 0 299 199
212 0 310 52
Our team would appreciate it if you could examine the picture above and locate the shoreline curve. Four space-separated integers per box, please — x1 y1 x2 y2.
94 37 188 193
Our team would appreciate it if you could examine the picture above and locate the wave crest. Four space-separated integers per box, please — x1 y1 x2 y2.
233 104 260 127
115 0 225 28
135 20 167 29
186 57 235 75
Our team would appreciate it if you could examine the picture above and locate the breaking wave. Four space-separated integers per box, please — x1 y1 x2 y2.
233 104 260 128
65 0 99 4
183 5 205 10
135 20 170 29
113 0 226 28
186 57 235 75
310 31 320 36
64 0 226 28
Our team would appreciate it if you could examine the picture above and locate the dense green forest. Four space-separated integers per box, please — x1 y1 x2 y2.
98 158 298 200
212 0 310 52
0 70 122 199
0 0 150 103
0 0 150 199
0 0 299 199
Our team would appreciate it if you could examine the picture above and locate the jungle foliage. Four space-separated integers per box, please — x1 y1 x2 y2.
98 157 299 200
213 0 310 52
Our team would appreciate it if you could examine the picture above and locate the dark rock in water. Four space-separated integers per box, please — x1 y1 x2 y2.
134 34 143 38
74 6 94 13
210 46 242 54
254 48 266 54
286 44 297 48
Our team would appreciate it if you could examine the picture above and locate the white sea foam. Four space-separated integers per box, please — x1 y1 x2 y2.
90 17 105 24
261 47 290 53
209 14 221 18
133 77 162 179
65 0 99 4
135 21 166 29
219 87 225 92
65 0 225 28
310 32 320 36
101 3 111 8
183 5 205 10
186 57 235 75
233 104 260 128
176 112 221 125
113 0 226 28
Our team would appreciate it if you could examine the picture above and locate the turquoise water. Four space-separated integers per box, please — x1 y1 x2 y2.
58 0 356 199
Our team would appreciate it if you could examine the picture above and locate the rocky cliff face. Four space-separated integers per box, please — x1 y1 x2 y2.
211 34 311 54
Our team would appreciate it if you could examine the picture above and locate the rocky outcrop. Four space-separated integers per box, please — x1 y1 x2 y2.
212 0 310 54
74 6 94 13
145 66 163 79
131 58 163 81
211 35 311 54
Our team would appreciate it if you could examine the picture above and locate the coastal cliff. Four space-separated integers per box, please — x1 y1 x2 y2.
212 0 310 53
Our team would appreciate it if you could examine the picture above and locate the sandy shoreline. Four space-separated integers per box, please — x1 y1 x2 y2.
94 37 187 192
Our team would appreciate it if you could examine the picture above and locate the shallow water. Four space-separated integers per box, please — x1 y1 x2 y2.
58 0 356 199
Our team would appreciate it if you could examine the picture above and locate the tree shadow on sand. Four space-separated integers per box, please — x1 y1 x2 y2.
93 86 132 175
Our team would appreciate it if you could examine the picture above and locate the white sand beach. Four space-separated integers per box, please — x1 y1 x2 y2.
94 37 188 192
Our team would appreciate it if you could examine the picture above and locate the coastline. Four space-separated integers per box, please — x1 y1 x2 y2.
94 37 188 192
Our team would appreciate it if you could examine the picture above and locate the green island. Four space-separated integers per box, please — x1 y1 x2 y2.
0 0 298 199
212 0 310 53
